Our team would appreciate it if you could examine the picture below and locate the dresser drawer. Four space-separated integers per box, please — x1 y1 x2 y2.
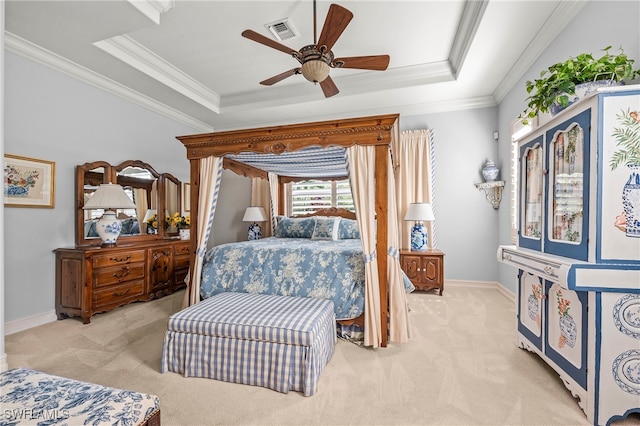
94 264 145 288
174 244 191 256
93 280 145 308
92 250 146 268
175 255 189 269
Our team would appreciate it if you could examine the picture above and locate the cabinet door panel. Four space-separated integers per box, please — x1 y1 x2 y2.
402 256 421 282
518 271 543 350
421 257 441 284
545 281 588 389
544 108 591 261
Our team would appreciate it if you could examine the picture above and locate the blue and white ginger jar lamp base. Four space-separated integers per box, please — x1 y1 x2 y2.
411 222 429 251
248 223 262 240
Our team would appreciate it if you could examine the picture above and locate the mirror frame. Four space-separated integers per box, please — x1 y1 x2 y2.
162 173 182 237
75 160 181 246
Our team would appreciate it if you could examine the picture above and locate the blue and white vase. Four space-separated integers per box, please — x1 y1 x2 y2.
248 223 262 240
482 159 500 182
622 164 640 237
96 211 122 246
559 314 577 348
410 222 428 251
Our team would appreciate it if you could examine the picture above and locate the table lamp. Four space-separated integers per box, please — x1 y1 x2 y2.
404 202 435 251
83 183 136 246
243 206 267 240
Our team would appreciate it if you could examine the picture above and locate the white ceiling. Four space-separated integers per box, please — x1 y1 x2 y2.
5 1 586 132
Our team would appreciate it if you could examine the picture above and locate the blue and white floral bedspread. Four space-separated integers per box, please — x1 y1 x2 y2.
201 237 369 320
201 237 415 320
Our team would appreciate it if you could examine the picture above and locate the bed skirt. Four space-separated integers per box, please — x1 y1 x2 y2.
162 292 336 396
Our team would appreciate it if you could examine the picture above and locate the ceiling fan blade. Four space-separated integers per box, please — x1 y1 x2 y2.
316 4 353 52
260 68 300 86
334 55 390 71
320 75 339 98
242 29 299 56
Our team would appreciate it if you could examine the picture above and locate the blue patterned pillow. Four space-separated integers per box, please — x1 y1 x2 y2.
275 216 316 238
312 217 341 240
338 218 361 239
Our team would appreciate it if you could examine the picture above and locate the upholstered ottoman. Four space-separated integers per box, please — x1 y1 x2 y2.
162 292 336 396
0 368 160 425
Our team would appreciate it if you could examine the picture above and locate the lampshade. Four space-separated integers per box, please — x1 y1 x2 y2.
301 60 330 83
83 183 136 210
243 206 267 222
404 203 435 222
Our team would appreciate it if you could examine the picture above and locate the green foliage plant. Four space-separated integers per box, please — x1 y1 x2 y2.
521 46 640 125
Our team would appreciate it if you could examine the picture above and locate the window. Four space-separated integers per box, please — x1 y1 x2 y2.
287 179 354 216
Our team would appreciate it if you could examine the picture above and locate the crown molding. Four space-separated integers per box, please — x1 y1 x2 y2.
125 0 174 25
4 31 213 132
93 35 221 113
449 0 489 77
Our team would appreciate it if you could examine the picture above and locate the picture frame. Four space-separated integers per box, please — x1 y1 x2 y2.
4 154 55 208
183 182 191 213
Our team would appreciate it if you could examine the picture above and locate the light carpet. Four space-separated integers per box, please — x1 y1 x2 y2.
5 285 640 425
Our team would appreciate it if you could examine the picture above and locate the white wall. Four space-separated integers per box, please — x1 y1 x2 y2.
3 53 200 323
496 0 640 294
401 107 500 282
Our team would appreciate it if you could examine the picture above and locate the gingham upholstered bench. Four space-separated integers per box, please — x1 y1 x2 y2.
0 368 160 425
161 292 336 396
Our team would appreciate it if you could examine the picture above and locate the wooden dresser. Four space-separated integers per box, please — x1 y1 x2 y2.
55 239 190 323
399 249 445 295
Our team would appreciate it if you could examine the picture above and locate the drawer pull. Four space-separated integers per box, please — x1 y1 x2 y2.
112 268 131 279
113 288 131 297
110 255 131 263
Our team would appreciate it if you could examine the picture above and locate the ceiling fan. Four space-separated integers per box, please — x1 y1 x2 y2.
241 1 390 98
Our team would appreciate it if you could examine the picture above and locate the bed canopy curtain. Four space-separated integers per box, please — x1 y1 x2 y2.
394 129 436 249
178 114 403 347
182 156 223 308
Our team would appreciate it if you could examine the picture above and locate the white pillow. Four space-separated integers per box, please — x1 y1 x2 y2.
311 216 341 240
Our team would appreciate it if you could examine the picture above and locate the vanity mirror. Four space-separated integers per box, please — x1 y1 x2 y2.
75 160 183 246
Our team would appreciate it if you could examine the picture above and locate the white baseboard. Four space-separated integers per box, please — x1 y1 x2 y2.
446 279 515 302
4 310 57 336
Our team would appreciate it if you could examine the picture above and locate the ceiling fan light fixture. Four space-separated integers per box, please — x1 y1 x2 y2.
301 59 330 83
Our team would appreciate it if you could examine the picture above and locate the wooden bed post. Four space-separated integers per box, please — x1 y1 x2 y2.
375 144 389 348
186 158 200 305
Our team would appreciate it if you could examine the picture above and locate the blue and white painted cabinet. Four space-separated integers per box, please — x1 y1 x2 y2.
499 86 640 426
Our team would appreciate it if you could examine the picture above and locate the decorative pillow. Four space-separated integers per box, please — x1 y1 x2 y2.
312 216 341 240
274 216 316 238
338 218 361 239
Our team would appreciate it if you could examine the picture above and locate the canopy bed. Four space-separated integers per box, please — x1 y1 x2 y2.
177 114 410 348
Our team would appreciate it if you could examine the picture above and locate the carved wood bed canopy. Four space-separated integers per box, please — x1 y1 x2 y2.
176 114 400 347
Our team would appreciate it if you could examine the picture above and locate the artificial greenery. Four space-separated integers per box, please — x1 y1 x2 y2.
610 108 640 170
521 46 640 124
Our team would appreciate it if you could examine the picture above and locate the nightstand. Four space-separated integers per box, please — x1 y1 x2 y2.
399 249 445 295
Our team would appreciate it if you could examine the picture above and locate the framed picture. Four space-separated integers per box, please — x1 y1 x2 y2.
183 182 191 212
4 154 55 208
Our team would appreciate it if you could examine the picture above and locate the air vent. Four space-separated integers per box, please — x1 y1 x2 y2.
265 18 299 41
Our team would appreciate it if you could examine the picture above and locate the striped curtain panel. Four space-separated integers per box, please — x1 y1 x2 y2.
394 129 436 250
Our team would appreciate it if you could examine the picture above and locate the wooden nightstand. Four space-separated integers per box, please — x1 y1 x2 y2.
399 249 445 295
